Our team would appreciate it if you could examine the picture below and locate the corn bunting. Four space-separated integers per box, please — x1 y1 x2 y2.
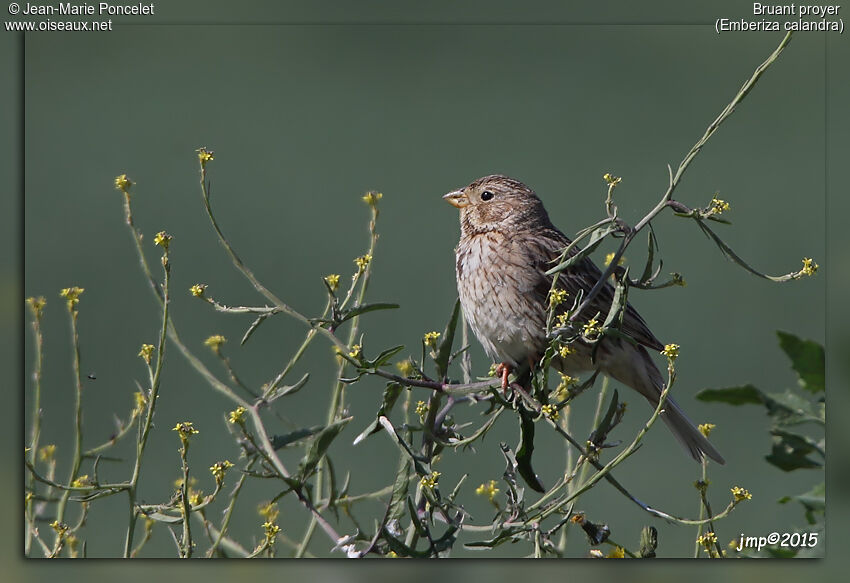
444 174 724 464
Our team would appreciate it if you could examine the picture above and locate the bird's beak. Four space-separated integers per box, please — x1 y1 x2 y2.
443 189 469 209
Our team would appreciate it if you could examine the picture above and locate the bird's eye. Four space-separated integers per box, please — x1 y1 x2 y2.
481 191 494 201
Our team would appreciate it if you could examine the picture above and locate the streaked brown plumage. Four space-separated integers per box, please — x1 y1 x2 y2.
444 174 724 464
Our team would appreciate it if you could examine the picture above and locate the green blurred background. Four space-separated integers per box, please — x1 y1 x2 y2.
4 0 848 579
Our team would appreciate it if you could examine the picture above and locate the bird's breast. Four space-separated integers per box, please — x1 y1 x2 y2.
454 232 547 365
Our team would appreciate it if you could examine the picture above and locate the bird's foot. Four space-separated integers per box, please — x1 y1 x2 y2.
496 362 512 394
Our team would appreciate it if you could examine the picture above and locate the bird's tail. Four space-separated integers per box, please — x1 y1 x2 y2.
604 345 725 465
657 394 725 465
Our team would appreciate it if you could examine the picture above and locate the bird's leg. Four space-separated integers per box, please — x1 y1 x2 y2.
496 362 512 393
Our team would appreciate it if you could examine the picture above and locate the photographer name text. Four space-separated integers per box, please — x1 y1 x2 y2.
15 2 154 16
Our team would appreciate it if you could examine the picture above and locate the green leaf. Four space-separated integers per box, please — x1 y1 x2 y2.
367 345 405 368
765 433 822 472
602 279 627 330
382 526 431 558
516 409 545 493
765 547 799 558
265 372 310 403
499 442 524 509
241 313 270 345
465 529 522 549
640 229 657 284
352 383 403 445
299 417 352 479
764 389 823 426
771 428 824 458
695 384 765 406
639 525 658 558
387 454 411 523
434 299 461 381
545 224 617 276
339 302 399 323
779 482 824 524
377 416 431 476
692 218 794 282
590 390 619 445
442 406 504 447
269 425 325 450
777 331 824 394
144 511 183 525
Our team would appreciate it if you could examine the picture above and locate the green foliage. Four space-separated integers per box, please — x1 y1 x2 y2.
697 331 825 557
696 331 825 473
23 33 822 559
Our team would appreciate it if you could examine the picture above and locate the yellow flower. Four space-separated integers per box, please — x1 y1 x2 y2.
210 460 234 484
603 173 622 186
204 335 227 353
153 231 172 250
38 444 56 462
362 191 383 207
731 486 752 502
132 391 147 417
548 288 569 306
258 501 279 522
419 471 441 490
556 373 577 400
138 343 155 365
555 313 570 328
671 272 687 287
698 423 715 438
174 476 198 490
262 521 281 543
582 317 602 339
541 404 559 420
50 520 70 536
604 252 625 267
801 257 819 277
59 287 84 311
475 480 500 502
606 546 626 558
709 195 730 215
71 475 92 488
415 400 429 417
189 490 204 506
324 274 340 291
190 283 207 297
228 406 247 425
348 344 362 359
197 147 215 168
172 421 199 440
697 531 718 547
557 372 577 389
354 254 372 271
558 343 574 358
114 174 132 193
395 359 415 378
26 296 46 319
423 331 441 349
661 343 680 360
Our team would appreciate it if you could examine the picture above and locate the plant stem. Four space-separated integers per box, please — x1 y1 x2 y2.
54 304 84 551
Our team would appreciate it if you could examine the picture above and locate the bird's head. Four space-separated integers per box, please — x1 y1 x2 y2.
443 174 549 234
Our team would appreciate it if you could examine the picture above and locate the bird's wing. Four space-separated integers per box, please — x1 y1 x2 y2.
525 227 665 352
